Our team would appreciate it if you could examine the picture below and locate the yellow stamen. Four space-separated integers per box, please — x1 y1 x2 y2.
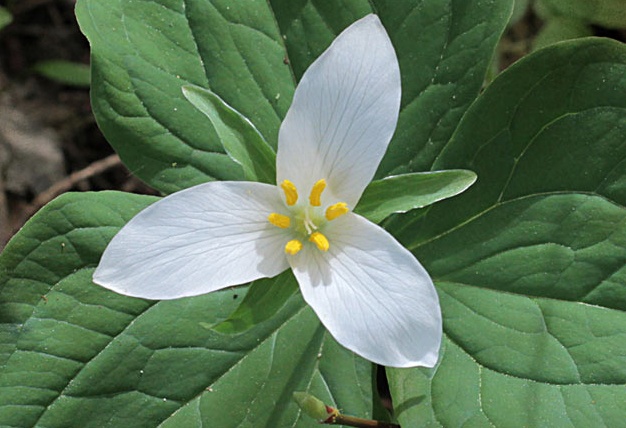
285 239 303 255
309 231 329 252
268 213 291 229
281 180 298 206
325 202 349 221
309 179 326 207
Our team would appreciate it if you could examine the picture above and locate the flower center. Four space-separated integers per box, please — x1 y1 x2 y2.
268 179 349 255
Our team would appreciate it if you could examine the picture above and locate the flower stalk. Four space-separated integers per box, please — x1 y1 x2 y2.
293 392 400 428
326 413 401 428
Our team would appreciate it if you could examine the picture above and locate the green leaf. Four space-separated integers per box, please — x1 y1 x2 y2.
76 0 295 193
271 0 513 174
33 60 91 87
0 192 157 368
0 192 373 427
538 0 626 29
393 37 626 250
211 272 298 335
268 0 372 81
77 0 512 192
0 6 12 31
509 0 531 26
355 170 476 224
374 0 514 175
391 277 626 426
421 194 626 309
46 2 626 426
182 84 276 184
388 38 626 426
533 16 593 51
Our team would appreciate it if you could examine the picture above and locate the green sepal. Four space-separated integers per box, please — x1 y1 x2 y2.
211 271 298 335
182 84 277 184
355 170 477 224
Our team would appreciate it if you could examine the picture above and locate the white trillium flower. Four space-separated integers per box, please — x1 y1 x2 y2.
94 14 442 368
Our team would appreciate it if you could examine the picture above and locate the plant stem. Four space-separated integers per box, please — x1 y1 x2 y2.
328 414 400 428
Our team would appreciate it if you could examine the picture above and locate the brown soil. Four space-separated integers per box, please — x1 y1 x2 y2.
0 0 155 248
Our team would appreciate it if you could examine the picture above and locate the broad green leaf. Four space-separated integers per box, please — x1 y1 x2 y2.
0 192 157 367
0 192 373 427
421 194 626 310
33 60 91 87
391 278 626 426
374 0 514 175
75 0 295 193
268 0 372 81
393 38 626 250
539 0 626 29
270 0 513 175
77 0 512 192
355 170 477 224
36 1 626 427
182 84 276 184
388 38 626 426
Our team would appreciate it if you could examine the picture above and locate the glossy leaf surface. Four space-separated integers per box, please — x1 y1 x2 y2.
0 193 372 427
10 2 626 428
388 38 626 428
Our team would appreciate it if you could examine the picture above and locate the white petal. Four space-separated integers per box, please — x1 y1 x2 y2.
93 182 290 299
290 214 441 367
276 14 401 208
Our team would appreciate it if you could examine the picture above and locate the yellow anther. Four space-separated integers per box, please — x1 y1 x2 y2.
309 179 326 207
325 202 349 221
268 213 291 229
281 180 298 206
285 239 303 255
309 231 329 252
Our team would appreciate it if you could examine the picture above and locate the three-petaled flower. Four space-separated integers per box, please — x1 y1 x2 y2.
94 14 442 368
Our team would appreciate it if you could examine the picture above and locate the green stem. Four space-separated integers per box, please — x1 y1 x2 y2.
327 414 400 428
292 391 400 428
